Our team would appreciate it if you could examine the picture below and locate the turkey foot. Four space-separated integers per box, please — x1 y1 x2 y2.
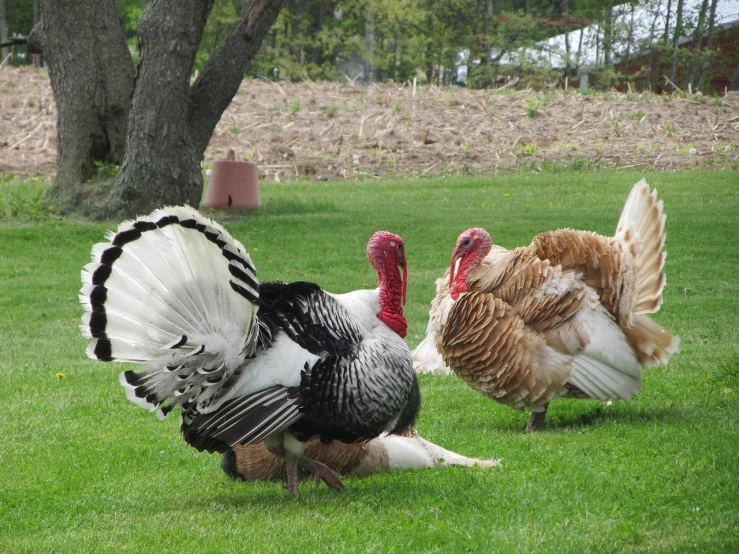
284 452 347 497
526 404 548 433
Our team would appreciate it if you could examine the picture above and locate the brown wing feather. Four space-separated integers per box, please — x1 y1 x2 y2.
529 229 636 324
441 291 572 410
492 258 586 333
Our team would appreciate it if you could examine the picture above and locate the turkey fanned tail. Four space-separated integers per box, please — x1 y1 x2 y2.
80 205 260 420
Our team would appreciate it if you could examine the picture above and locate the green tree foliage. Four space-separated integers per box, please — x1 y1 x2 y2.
118 0 143 40
5 0 736 92
4 0 34 36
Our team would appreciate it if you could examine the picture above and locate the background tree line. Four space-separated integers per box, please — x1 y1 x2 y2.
2 0 734 93
0 0 734 219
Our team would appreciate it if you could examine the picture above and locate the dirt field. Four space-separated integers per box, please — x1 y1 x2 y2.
1 66 738 182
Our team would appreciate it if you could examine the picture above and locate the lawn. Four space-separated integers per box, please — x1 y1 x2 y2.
0 171 737 553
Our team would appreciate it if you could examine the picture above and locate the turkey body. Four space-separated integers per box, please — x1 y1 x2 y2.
412 179 679 431
80 206 418 495
222 428 499 483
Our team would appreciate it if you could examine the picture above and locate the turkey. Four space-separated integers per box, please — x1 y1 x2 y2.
222 428 499 483
411 179 679 431
80 205 418 496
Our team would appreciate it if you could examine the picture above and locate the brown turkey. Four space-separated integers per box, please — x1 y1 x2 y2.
222 428 499 483
411 179 680 431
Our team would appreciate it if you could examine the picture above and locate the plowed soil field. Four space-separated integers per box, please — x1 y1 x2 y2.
2 66 737 182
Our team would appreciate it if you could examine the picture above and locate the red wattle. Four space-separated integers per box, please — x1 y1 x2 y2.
450 281 468 301
377 256 407 337
378 310 407 338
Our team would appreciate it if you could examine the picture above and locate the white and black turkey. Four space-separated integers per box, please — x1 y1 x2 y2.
412 179 679 431
80 206 418 496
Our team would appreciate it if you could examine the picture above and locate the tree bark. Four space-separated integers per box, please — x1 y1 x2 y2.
86 0 286 219
189 0 287 156
0 0 8 63
26 0 134 207
602 2 613 68
364 0 375 86
668 0 684 88
646 0 663 92
697 0 718 92
90 0 217 218
687 0 709 90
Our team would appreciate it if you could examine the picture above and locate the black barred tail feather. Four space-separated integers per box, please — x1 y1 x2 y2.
80 205 260 418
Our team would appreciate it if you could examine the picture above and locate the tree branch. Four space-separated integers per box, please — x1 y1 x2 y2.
188 0 286 154
0 37 27 48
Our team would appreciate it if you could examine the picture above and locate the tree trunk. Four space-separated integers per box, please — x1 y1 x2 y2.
32 0 41 66
697 0 718 92
624 2 635 61
96 0 286 220
189 0 287 156
0 0 8 63
424 0 436 84
364 0 375 86
662 0 672 44
602 2 613 68
90 0 218 218
560 0 571 78
646 0 663 92
668 0 684 88
687 0 709 90
25 0 134 208
31 0 285 219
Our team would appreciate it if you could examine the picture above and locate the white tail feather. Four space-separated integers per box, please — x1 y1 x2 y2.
622 314 680 368
412 276 455 375
409 434 500 468
80 205 260 416
412 333 452 375
569 355 641 401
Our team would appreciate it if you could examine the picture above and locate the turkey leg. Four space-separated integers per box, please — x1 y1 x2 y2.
285 452 348 496
526 403 549 432
265 435 347 497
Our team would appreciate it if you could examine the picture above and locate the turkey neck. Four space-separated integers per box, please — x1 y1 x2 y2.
376 258 407 338
452 244 491 298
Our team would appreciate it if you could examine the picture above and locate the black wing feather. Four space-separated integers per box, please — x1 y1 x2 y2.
181 385 303 453
258 281 364 357
389 373 421 435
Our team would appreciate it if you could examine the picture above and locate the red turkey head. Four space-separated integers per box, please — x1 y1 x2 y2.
449 228 492 300
367 231 408 337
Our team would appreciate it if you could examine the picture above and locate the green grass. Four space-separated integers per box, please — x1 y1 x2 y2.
1 171 737 552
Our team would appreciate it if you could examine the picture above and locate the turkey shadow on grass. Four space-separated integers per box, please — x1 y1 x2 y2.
471 401 683 433
198 197 339 220
543 403 682 431
208 465 489 505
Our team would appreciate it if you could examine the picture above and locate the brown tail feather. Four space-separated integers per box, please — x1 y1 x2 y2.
616 179 668 316
622 314 680 367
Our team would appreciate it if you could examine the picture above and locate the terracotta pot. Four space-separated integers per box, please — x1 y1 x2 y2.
201 160 261 210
